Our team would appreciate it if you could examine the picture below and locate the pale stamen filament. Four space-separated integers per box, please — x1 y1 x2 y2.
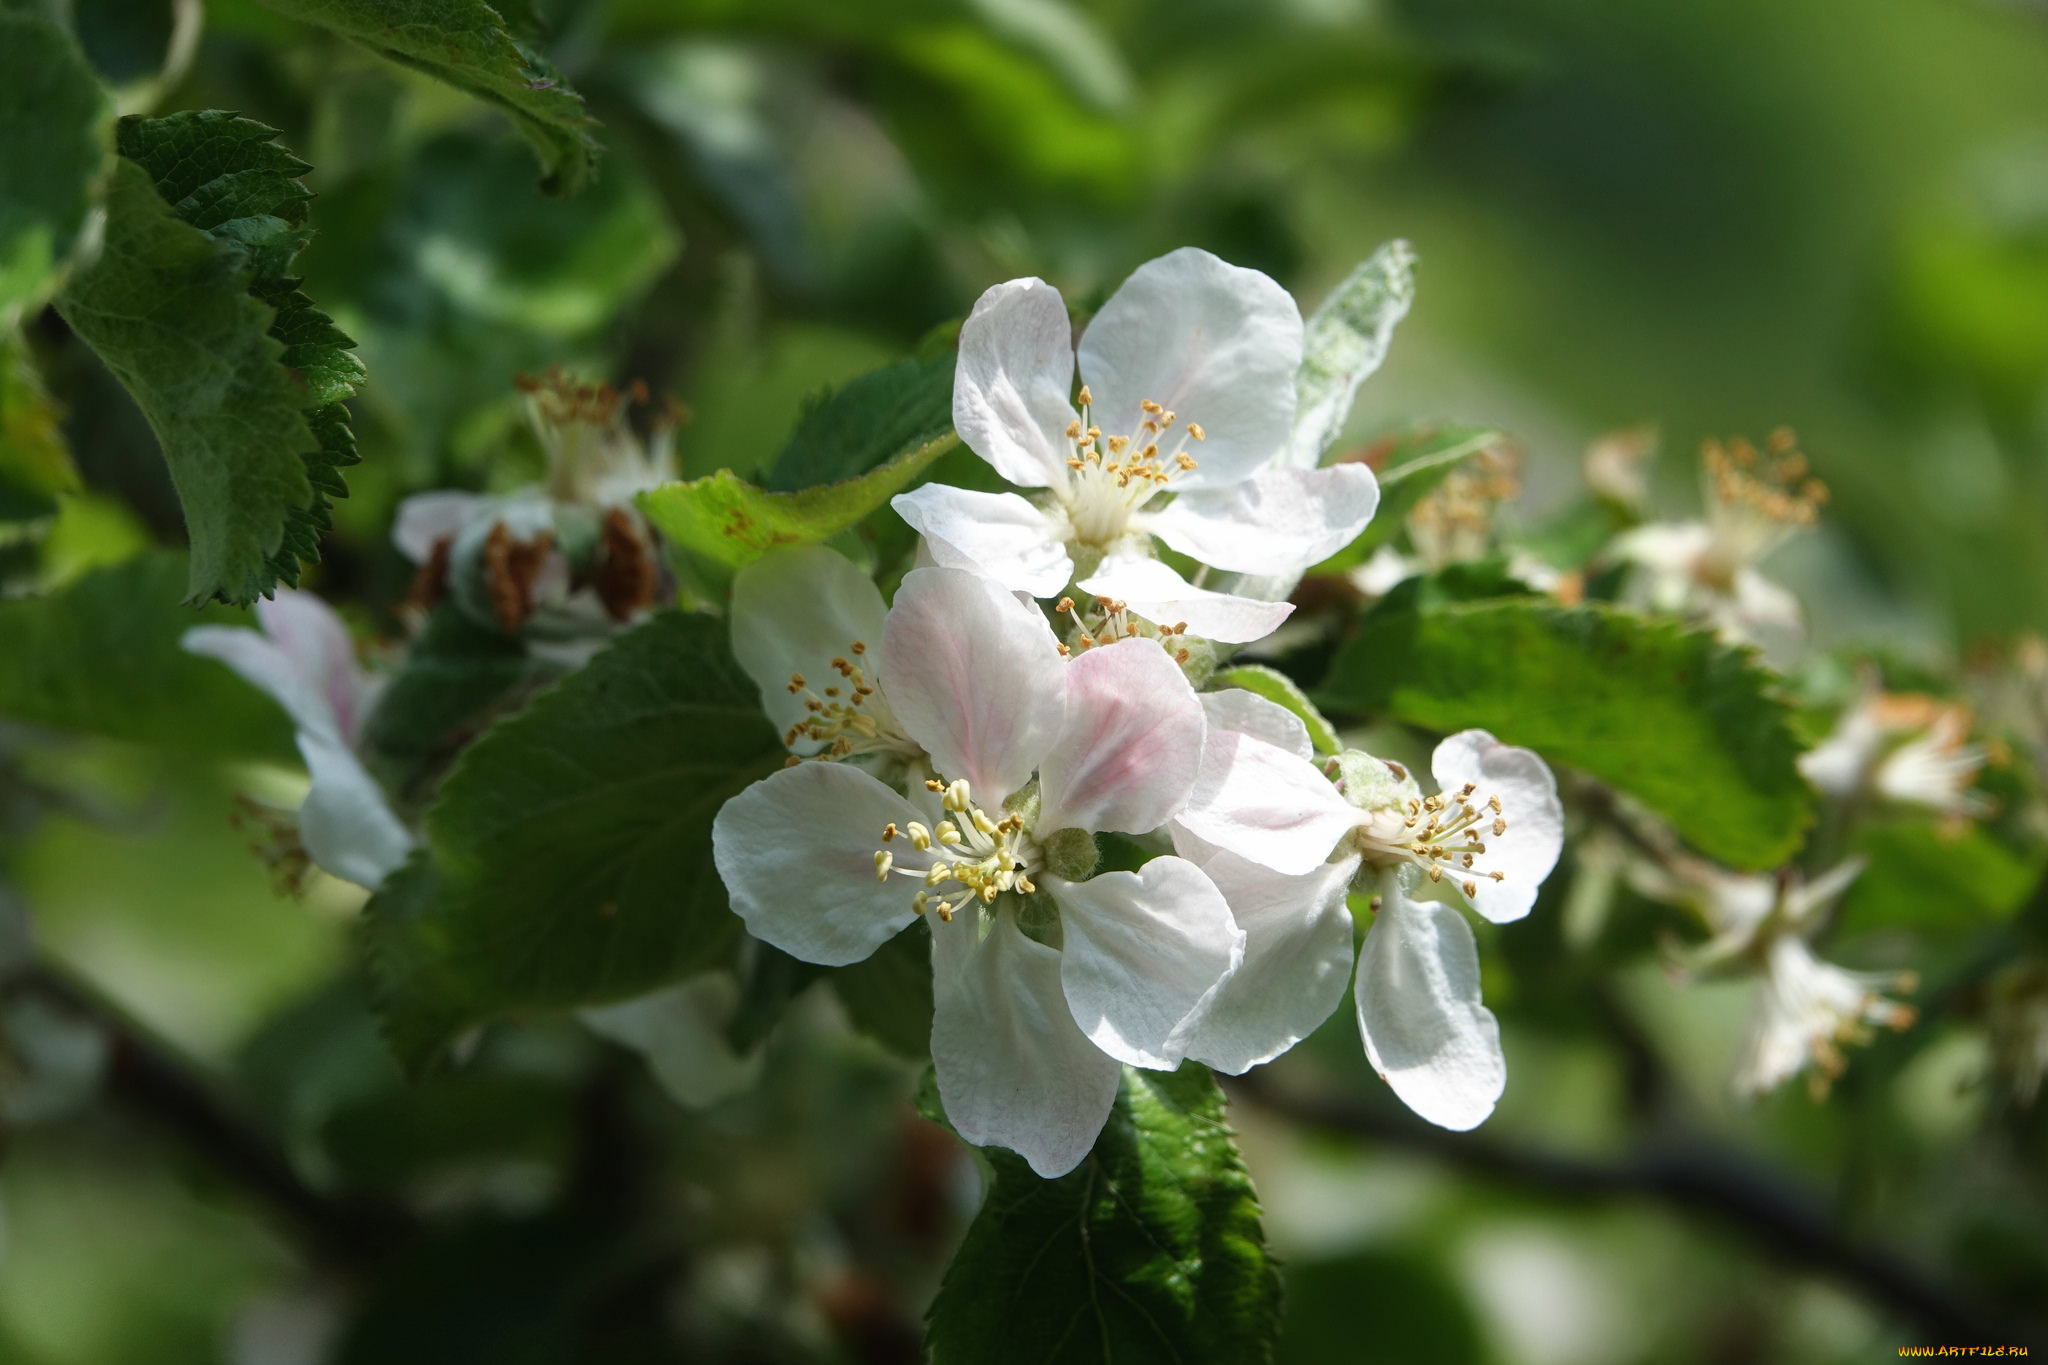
1356 783 1513 898
1059 391 1205 549
870 778 1039 922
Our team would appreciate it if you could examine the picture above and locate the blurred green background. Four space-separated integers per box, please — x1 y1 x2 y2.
6 0 2048 1361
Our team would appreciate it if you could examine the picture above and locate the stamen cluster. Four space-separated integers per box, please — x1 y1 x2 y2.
872 779 1039 922
1060 385 1205 547
1053 594 1193 664
1351 781 1513 900
780 639 911 761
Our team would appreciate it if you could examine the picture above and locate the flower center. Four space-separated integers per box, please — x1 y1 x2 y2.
518 367 681 508
1352 783 1512 900
1051 594 1194 665
871 779 1040 922
1699 429 1827 578
1056 387 1204 549
782 639 918 762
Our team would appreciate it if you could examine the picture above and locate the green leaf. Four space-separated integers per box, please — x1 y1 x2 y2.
54 113 364 604
361 611 783 1069
830 917 934 1059
0 10 111 326
925 1062 1282 1365
1320 587 1813 868
763 344 956 491
1837 819 2046 935
1288 240 1415 466
358 602 540 799
641 431 958 570
254 0 602 196
1210 663 1340 755
1310 422 1504 573
0 551 296 760
0 332 78 524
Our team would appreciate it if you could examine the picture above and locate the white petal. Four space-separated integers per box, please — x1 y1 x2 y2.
1077 555 1293 645
1077 247 1303 490
1355 891 1504 1130
1147 465 1380 576
1201 689 1311 761
891 484 1073 597
1046 856 1244 1070
954 277 1080 489
1430 730 1563 924
711 762 926 966
1170 831 1358 1073
1172 725 1360 876
730 544 889 748
1036 638 1204 835
931 905 1122 1178
294 730 414 889
392 490 488 564
880 567 1066 801
580 974 763 1109
183 621 344 744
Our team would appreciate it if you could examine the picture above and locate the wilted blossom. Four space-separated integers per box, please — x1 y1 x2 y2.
713 566 1246 1175
1630 855 1916 1099
892 248 1380 643
1163 695 1563 1130
183 590 412 890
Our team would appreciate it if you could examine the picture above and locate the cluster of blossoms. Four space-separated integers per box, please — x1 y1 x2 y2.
712 249 1564 1173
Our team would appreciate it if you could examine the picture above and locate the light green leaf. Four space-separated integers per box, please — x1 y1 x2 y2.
254 0 602 196
1211 663 1340 755
0 10 111 327
924 1062 1282 1365
0 551 295 761
1837 819 2045 935
763 345 956 491
361 611 782 1069
1320 587 1813 868
1310 422 1503 573
1287 240 1416 467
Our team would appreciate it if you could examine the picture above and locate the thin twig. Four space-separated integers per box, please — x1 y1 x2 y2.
1227 1071 2039 1347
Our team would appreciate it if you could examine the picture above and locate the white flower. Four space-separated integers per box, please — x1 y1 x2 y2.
712 566 1244 1176
1629 855 1916 1098
580 973 762 1110
1799 692 1990 820
891 248 1380 643
182 591 413 890
1166 703 1563 1130
1611 431 1822 648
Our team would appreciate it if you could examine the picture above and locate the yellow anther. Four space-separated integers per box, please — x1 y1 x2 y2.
850 641 866 655
882 823 897 842
1016 874 1036 895
1188 423 1205 440
935 820 961 845
874 851 894 881
787 673 806 692
924 863 951 886
1140 399 1163 413
972 809 998 835
906 822 932 850
926 779 944 792
945 779 973 811
1489 870 1506 882
1175 453 1197 470
1493 817 1507 836
1078 385 1093 407
1066 419 1082 440
1463 879 1478 897
912 892 929 914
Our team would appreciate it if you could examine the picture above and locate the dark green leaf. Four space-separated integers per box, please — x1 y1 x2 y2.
254 0 602 195
1837 818 2046 935
764 343 956 491
0 551 296 760
1320 586 1813 868
1278 1247 1485 1365
1310 422 1504 572
361 611 783 1069
0 333 77 523
725 942 829 1054
830 917 934 1059
1210 663 1340 755
0 10 110 323
925 1063 1283 1365
359 602 540 799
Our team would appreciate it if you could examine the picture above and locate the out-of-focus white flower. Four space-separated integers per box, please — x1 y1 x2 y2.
580 973 763 1110
891 248 1380 643
183 591 412 890
1611 430 1822 647
1800 691 1991 820
1630 855 1916 1099
713 566 1243 1177
1166 705 1564 1130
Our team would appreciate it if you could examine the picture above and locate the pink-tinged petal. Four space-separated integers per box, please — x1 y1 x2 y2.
1201 689 1311 761
1077 555 1292 645
1171 830 1359 1073
184 623 344 744
1355 887 1504 1130
580 975 762 1109
254 589 368 743
1147 464 1380 576
891 484 1074 597
931 905 1122 1178
711 763 927 966
954 277 1080 489
1172 724 1360 876
1429 730 1562 924
1076 247 1303 490
730 545 890 750
295 730 413 889
392 490 489 564
1047 856 1244 1070
1036 638 1204 835
880 567 1065 801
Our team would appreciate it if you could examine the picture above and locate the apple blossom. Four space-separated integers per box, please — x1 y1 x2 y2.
891 248 1380 643
1166 696 1563 1130
712 566 1245 1176
1799 690 1991 820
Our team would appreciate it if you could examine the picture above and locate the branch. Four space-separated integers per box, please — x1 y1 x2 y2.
13 961 416 1270
1226 1071 2039 1347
